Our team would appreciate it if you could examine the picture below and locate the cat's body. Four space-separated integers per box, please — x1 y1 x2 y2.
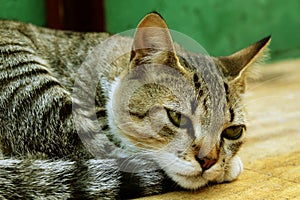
0 19 173 199
0 13 270 199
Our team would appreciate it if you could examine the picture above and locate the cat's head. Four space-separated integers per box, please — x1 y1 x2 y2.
109 13 270 189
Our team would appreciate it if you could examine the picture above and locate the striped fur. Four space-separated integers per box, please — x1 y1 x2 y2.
0 20 101 158
0 13 270 199
0 158 175 199
0 20 177 199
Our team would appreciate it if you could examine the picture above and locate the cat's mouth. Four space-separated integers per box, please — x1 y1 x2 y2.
167 163 225 189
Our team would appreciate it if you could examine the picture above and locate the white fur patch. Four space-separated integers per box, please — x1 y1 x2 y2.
223 155 243 182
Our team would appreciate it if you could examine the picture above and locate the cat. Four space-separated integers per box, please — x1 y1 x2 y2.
0 12 270 199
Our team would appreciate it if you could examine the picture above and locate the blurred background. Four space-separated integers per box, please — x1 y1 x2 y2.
0 0 299 61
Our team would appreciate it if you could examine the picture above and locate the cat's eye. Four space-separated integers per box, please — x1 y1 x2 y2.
221 125 245 140
166 109 190 128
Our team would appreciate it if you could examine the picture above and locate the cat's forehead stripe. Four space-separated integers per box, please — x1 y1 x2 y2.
193 73 201 90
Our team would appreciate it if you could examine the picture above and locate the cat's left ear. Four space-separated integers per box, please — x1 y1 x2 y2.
130 12 179 67
216 36 271 88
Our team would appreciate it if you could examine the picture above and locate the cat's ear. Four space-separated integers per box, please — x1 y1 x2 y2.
216 36 271 83
130 12 178 67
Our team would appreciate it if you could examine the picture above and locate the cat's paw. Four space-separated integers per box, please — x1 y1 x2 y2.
219 155 243 183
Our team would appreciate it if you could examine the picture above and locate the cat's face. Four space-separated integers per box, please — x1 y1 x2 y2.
109 13 270 189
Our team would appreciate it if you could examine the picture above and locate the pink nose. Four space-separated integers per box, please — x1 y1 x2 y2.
197 157 217 170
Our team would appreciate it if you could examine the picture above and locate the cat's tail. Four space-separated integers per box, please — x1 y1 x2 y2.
0 157 178 199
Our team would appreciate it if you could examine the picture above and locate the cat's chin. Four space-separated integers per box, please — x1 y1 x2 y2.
169 173 208 190
166 156 243 190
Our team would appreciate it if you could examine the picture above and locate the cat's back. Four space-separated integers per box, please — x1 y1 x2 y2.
0 20 110 74
0 19 109 45
0 20 109 158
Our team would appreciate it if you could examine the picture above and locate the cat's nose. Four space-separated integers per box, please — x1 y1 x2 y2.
196 156 217 171
194 143 219 171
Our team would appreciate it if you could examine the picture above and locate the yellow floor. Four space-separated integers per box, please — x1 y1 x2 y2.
138 59 300 200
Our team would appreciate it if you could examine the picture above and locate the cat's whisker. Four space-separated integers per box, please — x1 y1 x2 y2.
247 75 285 92
118 154 146 170
119 156 137 172
118 153 159 174
128 140 165 152
230 98 242 110
242 95 283 108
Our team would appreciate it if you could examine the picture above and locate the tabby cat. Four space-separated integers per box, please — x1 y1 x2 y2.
0 12 270 199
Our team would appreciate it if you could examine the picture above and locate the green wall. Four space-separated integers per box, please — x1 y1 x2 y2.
0 0 298 61
105 0 300 61
0 0 45 26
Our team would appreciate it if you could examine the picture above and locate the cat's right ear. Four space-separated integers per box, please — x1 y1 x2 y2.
129 12 178 67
